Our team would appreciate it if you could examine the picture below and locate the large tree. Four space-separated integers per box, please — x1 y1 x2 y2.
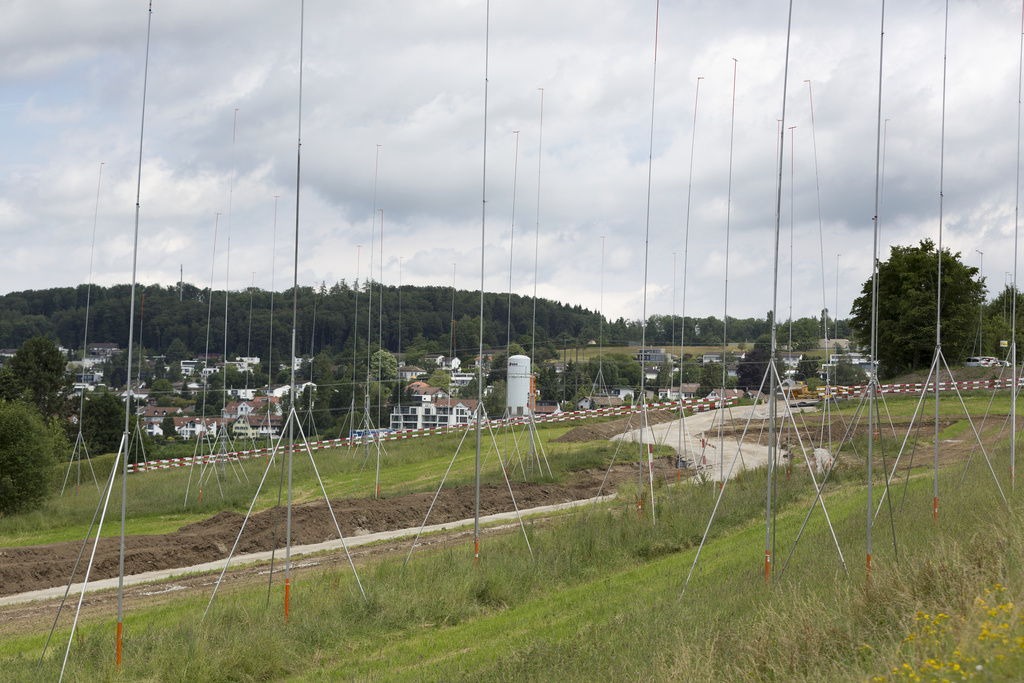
850 239 983 378
370 349 398 381
0 400 64 515
0 337 72 420
80 391 129 455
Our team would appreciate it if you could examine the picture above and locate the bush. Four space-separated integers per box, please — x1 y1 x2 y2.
0 399 65 515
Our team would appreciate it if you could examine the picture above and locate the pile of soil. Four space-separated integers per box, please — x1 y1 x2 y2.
0 461 668 598
552 409 678 443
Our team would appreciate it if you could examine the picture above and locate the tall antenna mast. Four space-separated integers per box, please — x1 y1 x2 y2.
475 0 491 566
63 162 105 498
767 0 796 586
507 130 521 355
637 0 662 522
531 88 544 363
284 0 306 623
116 0 153 671
867 0 888 580
1011 0 1024 489
933 0 950 523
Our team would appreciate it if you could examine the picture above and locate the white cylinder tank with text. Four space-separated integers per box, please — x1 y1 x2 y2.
506 354 532 416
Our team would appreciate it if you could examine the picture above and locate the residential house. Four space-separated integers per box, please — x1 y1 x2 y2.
232 414 283 439
633 347 674 364
171 416 221 439
268 381 316 399
87 342 120 357
249 395 281 416
576 395 625 410
409 384 450 403
221 400 257 420
533 400 562 416
138 406 181 437
820 338 850 351
705 388 745 402
227 387 258 400
390 398 479 431
780 352 804 371
118 384 149 403
474 349 504 369
138 405 181 422
657 383 700 401
424 354 461 371
450 371 475 389
233 356 260 373
398 365 426 382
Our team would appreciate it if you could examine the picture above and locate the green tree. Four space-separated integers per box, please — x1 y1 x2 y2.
0 400 64 515
165 338 189 365
850 240 983 378
1 337 71 420
654 361 673 389
484 380 506 418
698 363 723 398
835 358 867 386
736 348 770 391
370 349 398 381
80 391 129 455
151 378 173 395
796 357 820 381
311 352 335 384
160 415 177 438
427 368 451 393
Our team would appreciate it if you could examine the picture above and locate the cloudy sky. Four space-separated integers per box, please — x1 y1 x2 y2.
1 0 1021 326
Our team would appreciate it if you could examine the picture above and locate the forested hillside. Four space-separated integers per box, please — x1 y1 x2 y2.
0 281 850 359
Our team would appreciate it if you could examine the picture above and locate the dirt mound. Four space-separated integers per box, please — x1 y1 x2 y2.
553 409 678 443
0 461 668 598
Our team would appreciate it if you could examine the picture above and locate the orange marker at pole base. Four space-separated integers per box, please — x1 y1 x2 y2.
474 537 479 566
116 621 122 667
284 578 290 622
933 496 938 522
764 550 770 584
638 498 642 520
866 553 872 582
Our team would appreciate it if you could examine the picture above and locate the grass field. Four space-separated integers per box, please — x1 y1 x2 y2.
0 421 616 549
5 394 1024 680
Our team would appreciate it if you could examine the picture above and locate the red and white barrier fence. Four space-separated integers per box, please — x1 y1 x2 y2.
125 396 737 474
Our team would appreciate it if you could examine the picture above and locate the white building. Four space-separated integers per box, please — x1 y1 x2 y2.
390 398 479 431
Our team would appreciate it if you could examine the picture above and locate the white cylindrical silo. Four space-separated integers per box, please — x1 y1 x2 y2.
506 354 532 416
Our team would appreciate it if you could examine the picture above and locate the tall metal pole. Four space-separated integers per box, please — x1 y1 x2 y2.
976 250 984 355
934 0 950 524
115 0 154 667
285 0 306 622
1011 0 1024 492
868 0 888 580
475 0 491 566
375 208 384 498
835 253 841 363
531 88 544 363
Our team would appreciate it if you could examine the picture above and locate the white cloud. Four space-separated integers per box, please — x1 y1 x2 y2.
0 0 1021 329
